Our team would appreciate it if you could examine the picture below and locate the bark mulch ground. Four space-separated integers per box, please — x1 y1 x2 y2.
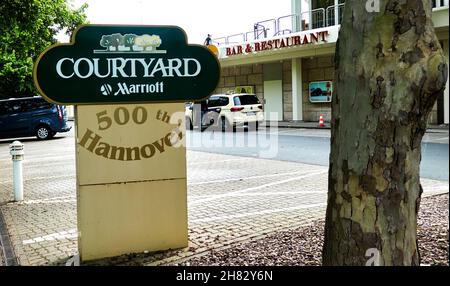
179 194 448 266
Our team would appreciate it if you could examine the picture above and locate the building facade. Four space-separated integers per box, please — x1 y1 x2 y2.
213 0 450 124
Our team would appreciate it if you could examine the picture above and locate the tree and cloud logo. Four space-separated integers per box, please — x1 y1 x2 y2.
94 33 166 54
33 25 220 105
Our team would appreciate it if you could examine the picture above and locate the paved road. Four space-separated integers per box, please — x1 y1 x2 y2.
186 127 449 181
0 126 447 265
1 123 448 181
0 130 332 265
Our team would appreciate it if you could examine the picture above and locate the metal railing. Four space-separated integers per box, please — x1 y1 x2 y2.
213 4 340 45
306 8 326 30
245 30 257 42
254 19 276 40
226 33 246 45
212 37 227 46
214 0 450 46
274 29 293 37
276 14 299 36
326 4 345 27
253 23 267 39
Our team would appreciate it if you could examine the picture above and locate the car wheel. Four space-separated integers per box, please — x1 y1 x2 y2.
36 125 52 140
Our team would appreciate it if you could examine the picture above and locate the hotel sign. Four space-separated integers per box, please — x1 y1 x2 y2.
33 25 221 104
225 30 330 57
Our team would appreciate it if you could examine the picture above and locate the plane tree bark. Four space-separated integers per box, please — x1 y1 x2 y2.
322 0 448 265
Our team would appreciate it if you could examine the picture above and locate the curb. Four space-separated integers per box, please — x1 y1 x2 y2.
0 207 18 266
267 124 448 132
276 125 331 130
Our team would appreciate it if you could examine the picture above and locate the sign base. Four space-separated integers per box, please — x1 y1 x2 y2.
75 103 187 261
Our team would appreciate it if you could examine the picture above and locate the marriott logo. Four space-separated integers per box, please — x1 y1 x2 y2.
101 82 164 96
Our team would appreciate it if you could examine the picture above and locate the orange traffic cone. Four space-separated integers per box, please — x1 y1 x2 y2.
318 114 325 127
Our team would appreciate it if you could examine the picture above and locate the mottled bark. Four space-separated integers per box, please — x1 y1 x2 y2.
323 0 448 266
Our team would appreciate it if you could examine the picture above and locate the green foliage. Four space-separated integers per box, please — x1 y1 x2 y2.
0 0 88 98
100 35 113 50
110 33 124 50
124 34 136 51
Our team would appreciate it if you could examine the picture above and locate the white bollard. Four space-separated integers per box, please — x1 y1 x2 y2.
9 141 24 202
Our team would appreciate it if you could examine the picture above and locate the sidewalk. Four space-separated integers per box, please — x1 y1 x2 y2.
268 121 449 133
0 147 448 266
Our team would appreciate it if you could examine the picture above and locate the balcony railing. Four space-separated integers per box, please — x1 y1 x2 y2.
325 4 345 27
213 1 449 46
213 4 342 45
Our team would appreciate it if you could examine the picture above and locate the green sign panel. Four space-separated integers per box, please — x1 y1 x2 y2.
33 25 221 104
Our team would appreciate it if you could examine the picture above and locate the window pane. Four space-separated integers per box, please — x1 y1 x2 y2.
0 102 9 115
234 95 259 105
208 97 229 107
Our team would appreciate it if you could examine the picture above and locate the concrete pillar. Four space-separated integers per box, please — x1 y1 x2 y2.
334 0 339 25
292 58 303 121
444 39 449 124
291 0 302 32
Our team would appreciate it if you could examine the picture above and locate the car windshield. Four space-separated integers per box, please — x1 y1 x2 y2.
233 95 259 106
208 96 229 107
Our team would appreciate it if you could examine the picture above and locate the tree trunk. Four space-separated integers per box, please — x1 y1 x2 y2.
323 0 448 266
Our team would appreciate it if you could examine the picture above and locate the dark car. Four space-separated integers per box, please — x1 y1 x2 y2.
0 96 71 140
310 87 324 97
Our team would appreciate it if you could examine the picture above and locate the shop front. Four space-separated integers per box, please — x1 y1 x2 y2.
213 0 450 125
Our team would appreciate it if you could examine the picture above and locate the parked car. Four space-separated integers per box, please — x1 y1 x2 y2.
186 93 264 132
310 87 324 97
0 96 71 140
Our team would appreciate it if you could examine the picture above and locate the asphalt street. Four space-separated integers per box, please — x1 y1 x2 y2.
0 123 448 181
186 127 449 181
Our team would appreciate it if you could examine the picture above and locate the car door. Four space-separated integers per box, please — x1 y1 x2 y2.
7 100 31 137
29 99 56 130
0 101 12 138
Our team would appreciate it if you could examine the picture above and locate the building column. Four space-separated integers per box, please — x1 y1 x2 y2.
444 39 449 124
334 0 339 25
292 58 303 121
291 0 302 32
